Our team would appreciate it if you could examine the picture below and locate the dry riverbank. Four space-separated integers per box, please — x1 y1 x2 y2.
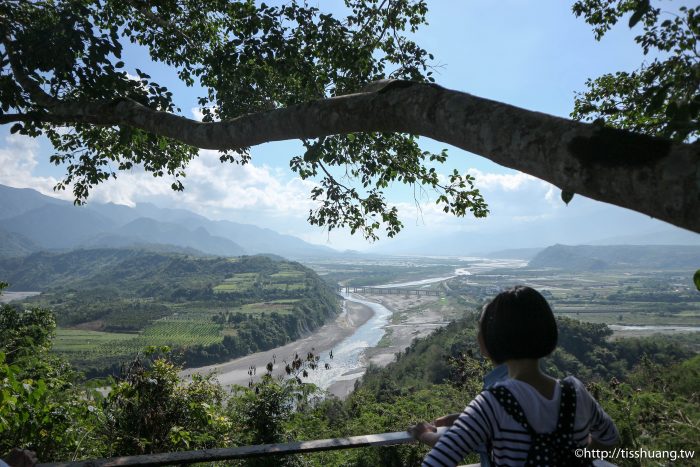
180 301 373 389
327 293 452 398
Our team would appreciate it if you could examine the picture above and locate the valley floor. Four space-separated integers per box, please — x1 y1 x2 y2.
180 300 374 390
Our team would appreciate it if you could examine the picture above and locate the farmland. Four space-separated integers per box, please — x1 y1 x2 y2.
1 249 339 375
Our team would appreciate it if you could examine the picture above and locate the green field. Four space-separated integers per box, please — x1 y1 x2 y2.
54 320 223 365
235 299 299 315
54 329 137 353
447 267 700 330
213 272 259 292
214 268 308 294
13 250 340 374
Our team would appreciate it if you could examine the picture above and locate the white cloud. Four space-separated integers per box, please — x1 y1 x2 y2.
0 134 68 199
0 134 579 251
191 107 205 122
468 168 540 191
88 149 318 220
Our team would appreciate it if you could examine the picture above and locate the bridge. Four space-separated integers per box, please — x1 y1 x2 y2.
338 285 441 296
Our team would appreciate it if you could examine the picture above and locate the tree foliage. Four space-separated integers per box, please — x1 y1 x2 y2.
1 0 698 235
0 0 489 240
572 0 699 142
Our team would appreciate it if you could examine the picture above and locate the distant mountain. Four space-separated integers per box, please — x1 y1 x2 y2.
528 244 700 271
371 201 700 256
0 184 65 219
0 227 40 258
89 217 245 256
0 184 339 259
184 218 338 258
4 204 117 249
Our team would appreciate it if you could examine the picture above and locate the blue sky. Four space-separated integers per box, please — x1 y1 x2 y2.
1 1 697 252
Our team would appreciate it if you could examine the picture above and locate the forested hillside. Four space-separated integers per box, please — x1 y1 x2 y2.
0 249 339 374
3 288 697 466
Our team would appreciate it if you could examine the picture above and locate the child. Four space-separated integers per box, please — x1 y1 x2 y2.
410 286 619 466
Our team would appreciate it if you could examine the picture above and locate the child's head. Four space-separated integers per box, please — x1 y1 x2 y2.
478 285 557 364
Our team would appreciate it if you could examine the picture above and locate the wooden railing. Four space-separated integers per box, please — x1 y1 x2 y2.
38 429 447 467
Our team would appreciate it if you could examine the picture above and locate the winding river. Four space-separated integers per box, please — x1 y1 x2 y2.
186 258 526 392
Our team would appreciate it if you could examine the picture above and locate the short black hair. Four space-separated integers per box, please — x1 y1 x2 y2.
479 286 557 364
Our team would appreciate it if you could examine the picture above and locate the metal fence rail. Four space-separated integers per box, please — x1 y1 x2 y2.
39 429 448 467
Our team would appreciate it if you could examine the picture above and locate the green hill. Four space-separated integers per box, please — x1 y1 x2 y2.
0 249 339 374
528 244 700 271
0 227 39 258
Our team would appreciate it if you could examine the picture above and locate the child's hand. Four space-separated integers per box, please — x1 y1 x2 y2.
408 421 437 440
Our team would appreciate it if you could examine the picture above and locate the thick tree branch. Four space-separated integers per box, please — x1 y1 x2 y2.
14 80 700 234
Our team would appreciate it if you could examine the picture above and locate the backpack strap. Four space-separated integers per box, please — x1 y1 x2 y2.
487 385 536 434
487 380 579 435
557 378 577 435
489 380 590 467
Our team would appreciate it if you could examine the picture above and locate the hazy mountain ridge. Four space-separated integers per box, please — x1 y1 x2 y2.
0 227 40 258
4 204 117 249
0 184 337 259
528 244 700 271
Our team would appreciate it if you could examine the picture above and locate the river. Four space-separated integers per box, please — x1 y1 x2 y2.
609 324 700 336
0 291 41 303
183 258 527 394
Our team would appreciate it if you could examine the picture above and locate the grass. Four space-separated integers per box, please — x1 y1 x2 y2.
53 320 224 369
138 320 223 346
213 273 259 293
53 329 137 353
213 270 307 294
236 300 299 315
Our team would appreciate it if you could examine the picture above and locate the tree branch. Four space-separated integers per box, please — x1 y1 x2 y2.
7 79 700 234
1 32 60 109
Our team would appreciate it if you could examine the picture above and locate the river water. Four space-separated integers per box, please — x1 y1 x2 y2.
609 324 700 333
261 258 526 391
183 258 528 392
301 293 393 389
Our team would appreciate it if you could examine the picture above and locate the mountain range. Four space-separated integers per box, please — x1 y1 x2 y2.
0 184 339 259
528 244 700 271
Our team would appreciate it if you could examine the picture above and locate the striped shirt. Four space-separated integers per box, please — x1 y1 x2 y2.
423 376 619 467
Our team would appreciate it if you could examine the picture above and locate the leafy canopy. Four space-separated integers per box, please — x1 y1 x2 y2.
572 0 699 142
1 0 696 240
0 0 486 240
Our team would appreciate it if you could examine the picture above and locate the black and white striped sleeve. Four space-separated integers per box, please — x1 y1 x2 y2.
422 392 493 467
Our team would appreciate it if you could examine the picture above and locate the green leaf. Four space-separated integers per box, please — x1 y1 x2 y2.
628 0 650 28
561 190 575 205
694 269 700 291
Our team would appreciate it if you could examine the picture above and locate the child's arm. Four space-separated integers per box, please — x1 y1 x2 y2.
408 422 441 447
432 413 460 427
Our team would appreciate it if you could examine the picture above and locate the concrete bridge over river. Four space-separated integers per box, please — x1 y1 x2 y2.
337 285 441 297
